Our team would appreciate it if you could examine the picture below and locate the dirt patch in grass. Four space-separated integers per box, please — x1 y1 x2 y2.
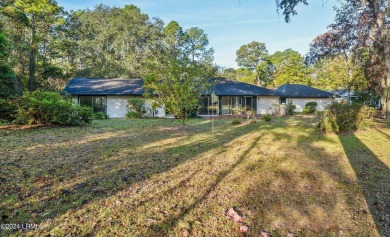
0 116 389 236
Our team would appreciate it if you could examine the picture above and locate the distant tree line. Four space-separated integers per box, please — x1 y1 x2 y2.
0 1 215 97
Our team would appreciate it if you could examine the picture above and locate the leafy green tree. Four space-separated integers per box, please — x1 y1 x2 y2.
0 32 21 97
312 56 368 92
71 4 162 78
12 0 63 91
270 49 310 86
217 67 237 80
256 60 274 87
277 0 390 118
306 1 366 104
236 41 273 86
144 21 216 125
236 68 256 85
184 27 214 63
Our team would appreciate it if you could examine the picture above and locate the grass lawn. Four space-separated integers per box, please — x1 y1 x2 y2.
0 116 389 236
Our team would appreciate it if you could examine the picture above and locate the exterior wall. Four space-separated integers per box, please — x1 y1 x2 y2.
257 96 280 114
143 100 166 118
106 96 166 118
73 95 162 118
107 96 130 118
290 98 333 112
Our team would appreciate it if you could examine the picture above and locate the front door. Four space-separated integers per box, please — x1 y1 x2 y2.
245 96 252 111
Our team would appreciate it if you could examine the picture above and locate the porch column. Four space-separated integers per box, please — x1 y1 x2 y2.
218 96 222 115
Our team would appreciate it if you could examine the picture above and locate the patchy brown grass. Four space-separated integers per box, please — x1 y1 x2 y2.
0 116 389 236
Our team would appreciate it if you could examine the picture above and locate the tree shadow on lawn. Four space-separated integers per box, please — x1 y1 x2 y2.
339 134 390 237
235 123 385 236
374 127 390 140
0 119 185 155
141 135 263 236
0 119 261 235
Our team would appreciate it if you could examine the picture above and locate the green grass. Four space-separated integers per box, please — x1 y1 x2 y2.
0 116 389 236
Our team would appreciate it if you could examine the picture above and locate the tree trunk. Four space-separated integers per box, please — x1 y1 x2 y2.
28 15 35 92
371 0 389 119
181 109 187 125
347 67 353 105
345 54 353 105
382 30 390 120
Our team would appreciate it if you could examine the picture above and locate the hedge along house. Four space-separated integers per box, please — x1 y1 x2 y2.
198 78 280 116
64 78 166 118
274 84 334 112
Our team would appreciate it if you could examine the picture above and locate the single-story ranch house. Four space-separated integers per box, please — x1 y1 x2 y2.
64 78 334 118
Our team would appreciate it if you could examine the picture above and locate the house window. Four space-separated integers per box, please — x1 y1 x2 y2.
281 97 287 104
79 96 107 114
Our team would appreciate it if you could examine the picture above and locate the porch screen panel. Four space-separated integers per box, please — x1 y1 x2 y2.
209 95 218 115
221 96 231 115
198 95 219 115
198 96 209 115
232 96 242 114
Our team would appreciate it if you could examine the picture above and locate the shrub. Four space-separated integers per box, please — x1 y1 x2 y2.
271 104 287 116
318 102 376 133
232 119 241 125
93 112 109 119
246 109 256 119
13 90 93 125
303 102 317 114
285 99 296 116
261 114 272 122
0 98 18 122
126 98 145 118
76 106 93 124
126 111 140 119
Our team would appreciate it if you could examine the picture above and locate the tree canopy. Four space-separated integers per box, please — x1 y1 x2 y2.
277 0 390 117
270 49 311 86
144 21 216 125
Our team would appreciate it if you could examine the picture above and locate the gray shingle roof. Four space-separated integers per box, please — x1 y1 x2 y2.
64 77 278 97
205 78 277 96
275 84 334 98
64 78 144 95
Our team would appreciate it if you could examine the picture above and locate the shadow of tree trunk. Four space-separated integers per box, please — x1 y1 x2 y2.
339 134 390 236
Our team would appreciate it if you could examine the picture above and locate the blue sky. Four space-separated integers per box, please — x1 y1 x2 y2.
57 0 337 68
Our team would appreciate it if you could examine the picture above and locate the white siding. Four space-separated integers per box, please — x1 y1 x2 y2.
290 98 333 112
107 96 165 118
143 100 166 118
257 96 280 114
107 96 130 118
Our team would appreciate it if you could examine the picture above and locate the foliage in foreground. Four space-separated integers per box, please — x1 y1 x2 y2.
0 98 18 121
303 101 317 114
1 91 93 125
93 112 109 120
261 114 272 121
126 98 145 119
285 99 296 116
319 103 376 133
